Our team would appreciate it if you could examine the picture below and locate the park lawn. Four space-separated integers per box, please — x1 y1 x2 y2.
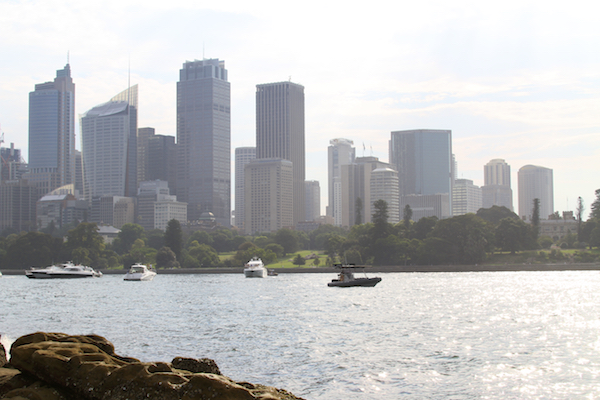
271 250 325 268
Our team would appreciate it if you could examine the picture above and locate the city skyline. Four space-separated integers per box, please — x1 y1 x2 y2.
0 1 598 217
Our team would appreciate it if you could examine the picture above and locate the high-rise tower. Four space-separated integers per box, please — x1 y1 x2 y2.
328 138 355 226
177 59 231 226
28 64 76 194
234 147 256 231
255 81 305 225
482 158 513 210
81 85 138 199
518 165 553 220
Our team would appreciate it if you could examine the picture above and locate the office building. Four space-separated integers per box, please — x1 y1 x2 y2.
328 138 355 225
27 64 76 195
36 193 88 230
389 129 453 195
90 196 135 229
482 159 513 210
136 180 186 231
400 194 451 222
137 127 155 185
340 156 392 227
176 59 230 226
1 143 27 181
147 134 177 194
234 147 256 231
452 178 482 216
244 158 293 234
0 179 37 233
305 180 321 222
518 165 554 220
256 81 305 225
370 167 400 224
81 85 138 199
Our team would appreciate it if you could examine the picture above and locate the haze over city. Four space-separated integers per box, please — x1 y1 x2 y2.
1 0 598 216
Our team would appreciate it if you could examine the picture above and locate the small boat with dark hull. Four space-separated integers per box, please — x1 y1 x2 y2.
327 264 381 287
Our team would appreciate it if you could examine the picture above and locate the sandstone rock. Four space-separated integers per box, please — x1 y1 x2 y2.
2 332 304 400
0 336 6 368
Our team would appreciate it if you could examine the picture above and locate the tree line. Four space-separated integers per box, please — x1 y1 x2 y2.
1 189 599 269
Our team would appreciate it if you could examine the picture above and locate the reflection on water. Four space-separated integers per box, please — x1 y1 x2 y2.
1 271 600 399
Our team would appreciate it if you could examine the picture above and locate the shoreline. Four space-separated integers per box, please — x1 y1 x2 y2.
1 263 599 275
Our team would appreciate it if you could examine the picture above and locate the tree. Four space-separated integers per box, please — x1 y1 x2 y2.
576 196 585 241
412 216 438 240
274 228 298 255
164 219 183 261
496 217 529 254
591 189 600 221
403 204 412 229
4 231 62 269
186 241 220 267
292 254 306 265
355 197 363 225
155 246 179 269
372 199 389 239
548 211 561 220
428 214 492 264
64 222 105 265
531 198 540 241
112 223 145 255
476 206 519 225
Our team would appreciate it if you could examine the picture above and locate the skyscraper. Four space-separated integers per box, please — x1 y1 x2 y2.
28 64 75 194
234 147 256 231
452 178 482 216
518 165 554 220
389 129 453 219
177 59 231 226
328 138 355 226
81 85 138 199
370 167 400 224
256 81 305 225
305 180 321 222
482 158 513 210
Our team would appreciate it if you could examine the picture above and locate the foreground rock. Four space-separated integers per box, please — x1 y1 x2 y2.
0 332 304 400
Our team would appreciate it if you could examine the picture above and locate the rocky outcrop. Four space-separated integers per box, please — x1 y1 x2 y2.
0 332 304 400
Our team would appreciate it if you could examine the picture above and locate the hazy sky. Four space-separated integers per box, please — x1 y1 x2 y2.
1 0 598 217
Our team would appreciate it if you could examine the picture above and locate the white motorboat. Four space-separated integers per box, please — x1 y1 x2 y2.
327 264 381 287
244 257 267 278
124 263 157 281
26 262 102 279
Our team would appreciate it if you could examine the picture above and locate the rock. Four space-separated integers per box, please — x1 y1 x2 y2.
172 356 222 375
0 336 6 368
1 332 304 400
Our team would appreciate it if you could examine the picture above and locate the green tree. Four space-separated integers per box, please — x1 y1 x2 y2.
403 204 413 229
292 254 306 265
145 229 165 250
210 229 234 252
64 222 105 265
186 241 220 267
324 234 344 259
589 227 600 248
531 198 540 241
576 196 585 241
355 197 363 225
164 219 183 261
476 206 519 225
372 199 390 240
412 216 438 240
4 231 62 269
274 228 298 255
186 231 214 248
312 256 321 266
112 223 145 255
265 243 284 258
496 217 529 254
428 214 492 264
591 189 600 220
233 246 277 266
155 246 179 269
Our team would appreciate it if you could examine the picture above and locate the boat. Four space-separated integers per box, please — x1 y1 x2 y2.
26 262 103 279
244 257 267 278
267 269 278 276
327 264 381 287
124 263 157 281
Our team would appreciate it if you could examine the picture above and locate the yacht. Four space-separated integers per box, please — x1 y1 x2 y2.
124 263 157 281
327 264 381 287
26 262 102 279
244 257 267 278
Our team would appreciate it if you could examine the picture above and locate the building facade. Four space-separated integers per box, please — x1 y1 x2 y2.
327 138 355 226
176 59 231 226
234 147 256 231
452 178 482 216
482 159 513 210
27 64 76 195
370 167 400 224
305 180 321 222
389 129 453 199
400 193 451 222
0 179 37 233
518 165 554 220
256 81 305 225
81 86 138 199
244 158 293 234
340 157 392 227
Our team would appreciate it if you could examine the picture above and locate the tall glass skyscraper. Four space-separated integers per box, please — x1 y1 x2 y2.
28 64 75 194
177 59 231 226
81 85 138 199
518 165 553 220
328 138 355 226
256 81 305 225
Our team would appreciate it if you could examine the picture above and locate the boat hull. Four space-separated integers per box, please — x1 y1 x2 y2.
327 277 382 287
244 268 267 278
124 272 156 281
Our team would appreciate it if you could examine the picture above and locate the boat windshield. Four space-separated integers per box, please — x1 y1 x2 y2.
130 266 145 273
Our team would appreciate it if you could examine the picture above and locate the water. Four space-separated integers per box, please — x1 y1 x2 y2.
2 271 600 399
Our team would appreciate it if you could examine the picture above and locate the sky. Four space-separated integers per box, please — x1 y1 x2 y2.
0 0 598 218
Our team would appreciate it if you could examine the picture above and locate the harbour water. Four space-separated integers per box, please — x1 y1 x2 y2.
1 270 600 399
